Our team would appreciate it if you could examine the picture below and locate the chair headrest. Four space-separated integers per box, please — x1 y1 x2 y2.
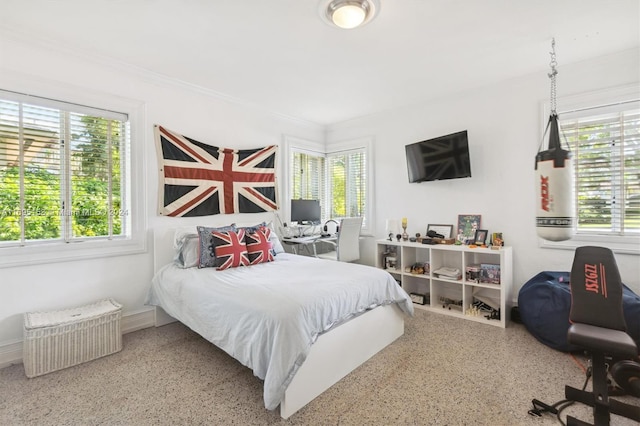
569 246 626 331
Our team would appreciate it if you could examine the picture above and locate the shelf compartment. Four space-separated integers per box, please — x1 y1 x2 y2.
462 286 502 324
431 281 463 312
401 245 430 274
429 249 461 273
402 274 430 300
378 243 401 271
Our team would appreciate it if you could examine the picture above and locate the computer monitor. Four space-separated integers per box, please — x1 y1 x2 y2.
290 199 321 225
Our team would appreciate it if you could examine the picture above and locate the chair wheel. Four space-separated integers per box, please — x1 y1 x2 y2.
611 360 640 397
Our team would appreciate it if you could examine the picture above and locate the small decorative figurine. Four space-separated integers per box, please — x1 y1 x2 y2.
396 233 402 242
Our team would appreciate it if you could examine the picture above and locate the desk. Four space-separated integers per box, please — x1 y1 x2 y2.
282 235 337 256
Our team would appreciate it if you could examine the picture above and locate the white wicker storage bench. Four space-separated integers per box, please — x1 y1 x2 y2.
23 299 122 378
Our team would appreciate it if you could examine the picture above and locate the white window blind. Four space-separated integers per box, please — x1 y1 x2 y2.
327 149 367 226
291 149 327 220
0 90 130 246
291 151 325 201
560 100 640 235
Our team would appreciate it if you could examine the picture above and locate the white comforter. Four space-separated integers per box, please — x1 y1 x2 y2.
146 253 413 410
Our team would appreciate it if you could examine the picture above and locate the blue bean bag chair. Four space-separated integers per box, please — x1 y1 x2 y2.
518 271 640 352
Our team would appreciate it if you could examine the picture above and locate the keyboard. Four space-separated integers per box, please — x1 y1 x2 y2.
284 235 318 243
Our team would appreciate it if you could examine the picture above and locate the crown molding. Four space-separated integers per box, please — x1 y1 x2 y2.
0 27 324 131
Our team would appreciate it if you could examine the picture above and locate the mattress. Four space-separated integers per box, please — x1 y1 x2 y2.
146 253 413 409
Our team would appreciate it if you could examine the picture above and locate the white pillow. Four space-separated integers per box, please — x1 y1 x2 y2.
175 234 200 268
173 226 198 251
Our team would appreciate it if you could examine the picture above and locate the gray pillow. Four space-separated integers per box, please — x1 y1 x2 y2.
235 221 284 255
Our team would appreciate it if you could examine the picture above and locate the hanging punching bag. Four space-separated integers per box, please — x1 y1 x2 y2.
535 38 575 242
535 114 575 241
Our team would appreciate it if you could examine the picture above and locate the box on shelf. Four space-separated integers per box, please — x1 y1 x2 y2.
385 256 398 270
465 264 482 282
23 299 122 378
409 293 429 305
480 264 501 284
432 238 455 245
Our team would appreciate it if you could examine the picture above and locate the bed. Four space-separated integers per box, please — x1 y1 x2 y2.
146 223 414 418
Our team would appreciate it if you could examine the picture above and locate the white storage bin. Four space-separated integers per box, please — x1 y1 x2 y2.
23 299 122 378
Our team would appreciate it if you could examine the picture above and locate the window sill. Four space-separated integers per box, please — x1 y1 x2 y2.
0 237 147 268
539 234 640 256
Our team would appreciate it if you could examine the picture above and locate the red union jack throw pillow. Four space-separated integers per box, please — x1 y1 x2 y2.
213 230 250 270
245 227 274 265
154 125 278 217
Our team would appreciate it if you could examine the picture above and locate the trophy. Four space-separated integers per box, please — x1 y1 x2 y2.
401 217 408 241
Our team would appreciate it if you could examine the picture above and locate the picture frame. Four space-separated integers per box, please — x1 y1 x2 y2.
474 229 488 245
457 214 481 244
426 224 453 239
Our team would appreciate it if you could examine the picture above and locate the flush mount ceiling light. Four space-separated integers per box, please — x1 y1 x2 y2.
320 0 380 29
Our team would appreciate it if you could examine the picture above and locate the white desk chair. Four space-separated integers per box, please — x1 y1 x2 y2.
316 217 363 262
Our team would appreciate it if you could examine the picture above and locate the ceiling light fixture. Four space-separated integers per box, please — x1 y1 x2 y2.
321 0 379 29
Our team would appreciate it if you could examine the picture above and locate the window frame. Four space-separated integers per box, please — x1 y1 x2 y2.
0 83 146 268
539 83 639 255
284 135 374 235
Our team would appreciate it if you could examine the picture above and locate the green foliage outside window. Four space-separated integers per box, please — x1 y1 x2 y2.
0 166 61 240
0 111 125 243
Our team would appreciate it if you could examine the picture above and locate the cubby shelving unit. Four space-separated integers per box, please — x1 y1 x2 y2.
376 239 513 328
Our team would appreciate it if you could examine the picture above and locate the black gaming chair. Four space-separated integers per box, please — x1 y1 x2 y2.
564 246 640 426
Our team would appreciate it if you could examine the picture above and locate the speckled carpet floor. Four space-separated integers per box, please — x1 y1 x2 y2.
1 309 638 425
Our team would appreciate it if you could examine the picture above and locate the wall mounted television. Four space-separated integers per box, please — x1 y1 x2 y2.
405 130 471 183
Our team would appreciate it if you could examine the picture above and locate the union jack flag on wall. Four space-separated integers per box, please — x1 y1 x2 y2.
154 125 278 216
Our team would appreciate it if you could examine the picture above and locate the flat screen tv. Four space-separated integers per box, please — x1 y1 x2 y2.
405 130 471 183
290 199 321 224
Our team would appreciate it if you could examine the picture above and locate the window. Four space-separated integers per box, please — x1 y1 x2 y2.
291 151 325 203
561 101 640 235
541 84 639 254
327 149 367 222
286 136 372 233
0 89 145 266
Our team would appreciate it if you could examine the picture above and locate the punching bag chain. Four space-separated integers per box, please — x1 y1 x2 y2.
548 38 558 115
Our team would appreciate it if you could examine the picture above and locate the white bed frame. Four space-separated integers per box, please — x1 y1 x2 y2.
152 225 405 419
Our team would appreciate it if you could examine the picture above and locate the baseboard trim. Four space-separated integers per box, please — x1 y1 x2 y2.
0 339 23 370
122 307 156 334
0 306 156 370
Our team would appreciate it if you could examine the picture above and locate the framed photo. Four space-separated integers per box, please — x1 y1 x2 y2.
426 224 453 239
457 214 481 244
474 229 488 245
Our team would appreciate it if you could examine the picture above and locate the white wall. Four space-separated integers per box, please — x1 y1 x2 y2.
326 49 640 298
0 37 324 350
